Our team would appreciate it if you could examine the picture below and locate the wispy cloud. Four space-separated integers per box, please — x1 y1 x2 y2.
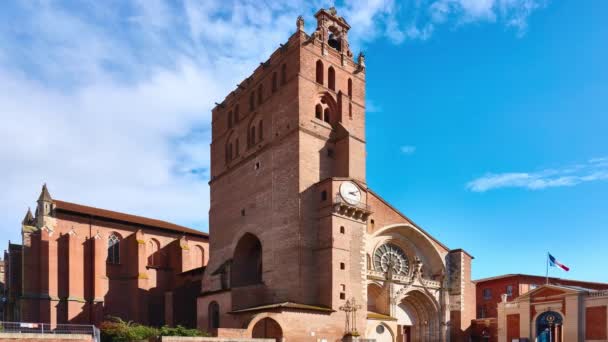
400 146 417 155
467 158 608 192
0 0 549 248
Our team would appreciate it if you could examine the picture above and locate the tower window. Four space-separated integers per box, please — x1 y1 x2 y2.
316 60 324 85
272 72 278 93
321 190 327 201
348 78 352 97
340 262 345 270
324 108 331 123
281 64 287 85
349 103 352 119
241 209 246 216
254 162 260 170
315 104 323 120
257 84 263 105
328 66 335 91
327 148 334 158
340 226 345 234
340 292 346 300
258 120 264 141
250 126 256 147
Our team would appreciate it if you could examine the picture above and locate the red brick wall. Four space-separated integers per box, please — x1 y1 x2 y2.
586 305 607 340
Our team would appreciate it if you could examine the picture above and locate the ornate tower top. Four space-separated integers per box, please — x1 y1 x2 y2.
312 7 353 57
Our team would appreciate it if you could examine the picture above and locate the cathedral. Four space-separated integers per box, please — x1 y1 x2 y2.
195 8 475 342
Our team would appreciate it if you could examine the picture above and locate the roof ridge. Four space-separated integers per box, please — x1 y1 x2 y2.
53 199 208 238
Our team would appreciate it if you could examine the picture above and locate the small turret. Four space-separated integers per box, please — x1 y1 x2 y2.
36 183 55 227
22 208 34 226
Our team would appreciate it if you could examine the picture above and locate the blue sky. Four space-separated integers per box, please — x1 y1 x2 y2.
0 1 606 282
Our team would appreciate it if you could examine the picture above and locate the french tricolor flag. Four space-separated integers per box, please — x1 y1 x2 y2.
549 253 570 272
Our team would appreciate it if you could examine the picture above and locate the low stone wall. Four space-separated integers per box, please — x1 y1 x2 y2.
0 333 92 341
160 338 274 342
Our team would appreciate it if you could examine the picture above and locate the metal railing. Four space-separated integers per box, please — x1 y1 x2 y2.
0 321 100 341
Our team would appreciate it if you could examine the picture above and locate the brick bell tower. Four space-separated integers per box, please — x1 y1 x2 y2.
201 7 369 339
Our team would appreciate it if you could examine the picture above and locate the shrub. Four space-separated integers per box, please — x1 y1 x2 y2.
100 316 158 342
100 316 209 341
159 325 207 337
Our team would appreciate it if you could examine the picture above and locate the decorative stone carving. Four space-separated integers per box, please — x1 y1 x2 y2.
357 52 366 70
296 15 304 31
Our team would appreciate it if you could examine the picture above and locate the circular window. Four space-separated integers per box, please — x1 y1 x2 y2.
373 243 410 275
376 325 385 334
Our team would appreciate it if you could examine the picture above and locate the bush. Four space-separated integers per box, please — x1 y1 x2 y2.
159 325 207 337
100 316 209 341
100 316 158 342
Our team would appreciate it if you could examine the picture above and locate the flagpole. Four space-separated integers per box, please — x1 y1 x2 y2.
546 252 549 285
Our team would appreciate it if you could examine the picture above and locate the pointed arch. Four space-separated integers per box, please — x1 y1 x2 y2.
231 233 263 287
107 233 121 264
348 78 353 97
328 66 336 91
147 238 162 266
316 60 324 84
208 301 220 329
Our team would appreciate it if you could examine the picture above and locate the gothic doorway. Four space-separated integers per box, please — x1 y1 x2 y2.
536 311 563 342
252 318 283 342
395 291 439 342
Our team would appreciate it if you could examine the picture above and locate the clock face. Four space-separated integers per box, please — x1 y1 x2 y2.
373 243 409 275
340 181 361 205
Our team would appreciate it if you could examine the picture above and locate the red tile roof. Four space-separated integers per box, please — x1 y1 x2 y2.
53 200 208 238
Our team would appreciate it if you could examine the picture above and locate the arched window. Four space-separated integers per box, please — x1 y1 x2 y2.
228 111 233 128
147 239 161 266
249 92 255 111
315 104 323 120
316 60 324 84
234 105 240 122
231 233 263 287
249 126 256 147
226 140 234 163
192 245 205 268
324 108 331 123
257 85 263 105
107 234 120 264
272 72 278 93
258 120 264 141
348 78 352 97
281 64 287 85
208 301 220 329
349 103 352 119
328 67 335 91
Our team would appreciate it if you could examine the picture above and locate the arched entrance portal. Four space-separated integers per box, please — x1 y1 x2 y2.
252 318 283 342
536 311 563 342
395 291 439 342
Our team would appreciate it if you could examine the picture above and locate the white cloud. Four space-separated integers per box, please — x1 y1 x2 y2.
400 146 417 155
467 158 608 192
0 0 549 250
